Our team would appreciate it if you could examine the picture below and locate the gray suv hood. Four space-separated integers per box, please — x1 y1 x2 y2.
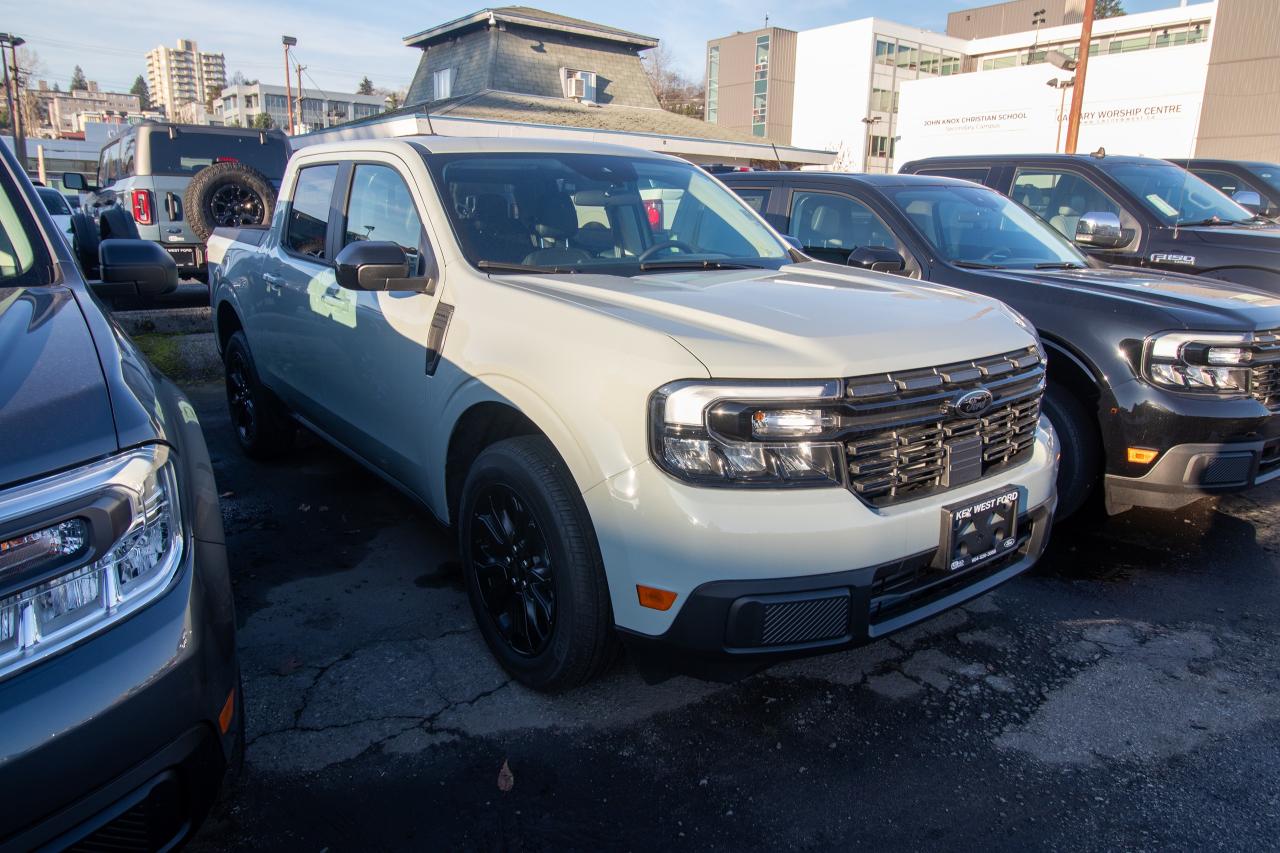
0 287 117 489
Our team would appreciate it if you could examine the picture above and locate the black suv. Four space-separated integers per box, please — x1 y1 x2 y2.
724 170 1280 518
1172 159 1280 220
898 154 1280 292
0 143 240 848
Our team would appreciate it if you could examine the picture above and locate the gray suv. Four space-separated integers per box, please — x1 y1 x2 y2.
66 121 288 282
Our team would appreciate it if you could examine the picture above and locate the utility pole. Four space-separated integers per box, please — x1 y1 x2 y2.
295 64 306 134
282 35 296 135
1063 1 1095 154
0 33 26 168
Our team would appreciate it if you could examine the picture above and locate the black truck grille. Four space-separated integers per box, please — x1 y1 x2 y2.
1249 329 1280 412
843 347 1045 507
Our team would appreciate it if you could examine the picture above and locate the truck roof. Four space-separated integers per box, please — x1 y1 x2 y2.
292 135 686 162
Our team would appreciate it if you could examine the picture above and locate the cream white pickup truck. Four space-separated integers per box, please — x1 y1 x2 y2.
208 136 1058 690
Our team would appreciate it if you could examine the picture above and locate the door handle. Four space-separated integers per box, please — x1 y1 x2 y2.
262 273 283 294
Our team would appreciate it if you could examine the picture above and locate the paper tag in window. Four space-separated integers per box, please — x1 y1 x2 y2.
1146 195 1179 217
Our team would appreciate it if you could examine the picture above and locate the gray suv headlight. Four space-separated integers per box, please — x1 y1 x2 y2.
649 380 847 487
0 445 183 679
1142 331 1253 393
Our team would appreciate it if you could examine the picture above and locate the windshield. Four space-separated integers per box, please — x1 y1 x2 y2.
884 184 1089 269
37 187 71 216
145 131 289 179
1099 161 1253 226
423 152 791 275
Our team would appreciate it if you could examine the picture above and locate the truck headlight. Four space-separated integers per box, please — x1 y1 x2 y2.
1143 331 1253 393
649 380 846 487
0 445 182 678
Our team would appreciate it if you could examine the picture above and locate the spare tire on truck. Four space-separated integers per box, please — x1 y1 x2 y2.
69 210 100 279
184 161 276 243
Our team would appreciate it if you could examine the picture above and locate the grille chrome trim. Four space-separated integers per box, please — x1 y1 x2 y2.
843 347 1044 507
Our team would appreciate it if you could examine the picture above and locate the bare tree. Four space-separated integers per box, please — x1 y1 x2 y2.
642 44 705 118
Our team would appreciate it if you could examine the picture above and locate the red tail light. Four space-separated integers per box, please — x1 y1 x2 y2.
131 189 154 226
214 156 239 164
643 199 663 231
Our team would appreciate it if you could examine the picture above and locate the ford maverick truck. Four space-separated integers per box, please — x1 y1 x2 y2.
209 137 1058 690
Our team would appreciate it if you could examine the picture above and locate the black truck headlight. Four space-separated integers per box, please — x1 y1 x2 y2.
650 380 847 487
1143 331 1253 393
0 445 182 678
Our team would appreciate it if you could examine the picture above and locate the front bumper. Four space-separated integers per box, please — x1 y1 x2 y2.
0 538 239 851
1101 379 1280 512
585 422 1057 653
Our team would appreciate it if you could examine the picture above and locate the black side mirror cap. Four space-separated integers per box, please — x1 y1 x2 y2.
334 240 436 293
92 239 179 299
61 172 94 192
847 246 907 274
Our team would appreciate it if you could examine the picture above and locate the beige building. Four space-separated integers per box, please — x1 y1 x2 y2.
145 39 227 116
704 27 797 143
39 80 145 138
947 0 1087 39
1194 0 1280 160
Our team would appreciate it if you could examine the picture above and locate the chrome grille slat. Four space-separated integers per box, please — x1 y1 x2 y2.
1251 330 1280 412
843 347 1045 507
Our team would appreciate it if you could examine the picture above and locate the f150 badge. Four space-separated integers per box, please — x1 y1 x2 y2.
1150 253 1196 267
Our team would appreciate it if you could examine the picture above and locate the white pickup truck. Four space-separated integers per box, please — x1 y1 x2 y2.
208 136 1058 690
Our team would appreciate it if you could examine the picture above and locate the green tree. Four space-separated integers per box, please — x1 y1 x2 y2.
357 75 374 95
130 75 150 111
1095 0 1125 18
69 65 88 91
252 111 274 129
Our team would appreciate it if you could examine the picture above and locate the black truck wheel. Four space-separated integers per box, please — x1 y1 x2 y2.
1041 382 1103 521
184 162 276 243
460 436 617 692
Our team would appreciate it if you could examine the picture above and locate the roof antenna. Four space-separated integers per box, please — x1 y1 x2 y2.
764 11 769 27
771 141 783 171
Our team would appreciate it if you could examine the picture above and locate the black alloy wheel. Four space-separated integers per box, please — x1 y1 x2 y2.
225 347 258 447
223 331 294 459
208 184 266 227
469 484 556 657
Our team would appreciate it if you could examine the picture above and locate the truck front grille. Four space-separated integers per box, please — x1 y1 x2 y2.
842 347 1045 507
1249 329 1280 412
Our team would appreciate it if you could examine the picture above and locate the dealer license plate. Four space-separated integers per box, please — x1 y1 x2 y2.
164 246 198 268
938 487 1021 572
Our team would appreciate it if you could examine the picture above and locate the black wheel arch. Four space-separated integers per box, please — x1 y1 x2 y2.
445 403 542 527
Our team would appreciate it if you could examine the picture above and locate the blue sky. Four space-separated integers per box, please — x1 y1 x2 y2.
16 0 1209 97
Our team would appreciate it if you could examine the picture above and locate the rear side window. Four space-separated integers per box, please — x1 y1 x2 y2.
913 167 991 184
1192 169 1250 198
284 164 338 259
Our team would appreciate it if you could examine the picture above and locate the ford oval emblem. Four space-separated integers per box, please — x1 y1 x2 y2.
954 389 994 416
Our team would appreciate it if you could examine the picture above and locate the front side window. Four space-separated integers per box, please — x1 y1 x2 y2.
1192 169 1253 199
343 164 425 257
284 164 338 259
0 169 50 286
1010 168 1128 240
787 190 904 264
1098 161 1254 226
424 152 790 275
886 184 1090 270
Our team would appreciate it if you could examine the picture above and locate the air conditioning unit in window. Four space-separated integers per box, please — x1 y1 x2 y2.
567 76 586 99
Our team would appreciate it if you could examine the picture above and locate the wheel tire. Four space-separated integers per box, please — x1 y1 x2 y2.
69 210 100 278
1041 381 1102 521
184 162 277 243
223 331 294 459
98 204 140 240
460 436 617 692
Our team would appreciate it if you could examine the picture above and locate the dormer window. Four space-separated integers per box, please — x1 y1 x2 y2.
561 68 597 102
433 67 454 100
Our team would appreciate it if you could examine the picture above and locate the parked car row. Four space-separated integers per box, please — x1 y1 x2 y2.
8 123 1280 849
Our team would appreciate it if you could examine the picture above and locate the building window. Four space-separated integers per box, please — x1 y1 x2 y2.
866 135 894 160
706 46 720 123
870 87 898 113
433 67 453 101
562 68 597 101
875 39 895 65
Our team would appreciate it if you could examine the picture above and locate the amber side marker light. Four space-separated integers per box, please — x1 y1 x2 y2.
637 585 678 611
219 687 237 734
1127 447 1160 465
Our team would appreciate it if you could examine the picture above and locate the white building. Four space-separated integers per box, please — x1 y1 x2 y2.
710 0 1279 172
212 83 385 133
145 39 227 116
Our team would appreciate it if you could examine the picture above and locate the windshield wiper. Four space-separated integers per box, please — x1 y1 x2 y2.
638 259 765 272
951 260 1005 269
1175 217 1239 227
476 260 580 274
1033 262 1087 270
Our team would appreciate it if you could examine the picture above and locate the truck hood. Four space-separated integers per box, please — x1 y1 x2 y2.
977 265 1280 329
497 261 1036 378
0 287 118 489
1184 223 1280 253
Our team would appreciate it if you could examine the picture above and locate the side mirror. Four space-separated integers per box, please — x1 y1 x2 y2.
334 241 434 292
93 239 179 299
847 246 907 274
1075 211 1126 249
782 234 804 251
1232 189 1264 215
62 172 92 192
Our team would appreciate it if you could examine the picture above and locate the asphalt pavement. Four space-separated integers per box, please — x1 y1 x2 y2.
181 379 1280 852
